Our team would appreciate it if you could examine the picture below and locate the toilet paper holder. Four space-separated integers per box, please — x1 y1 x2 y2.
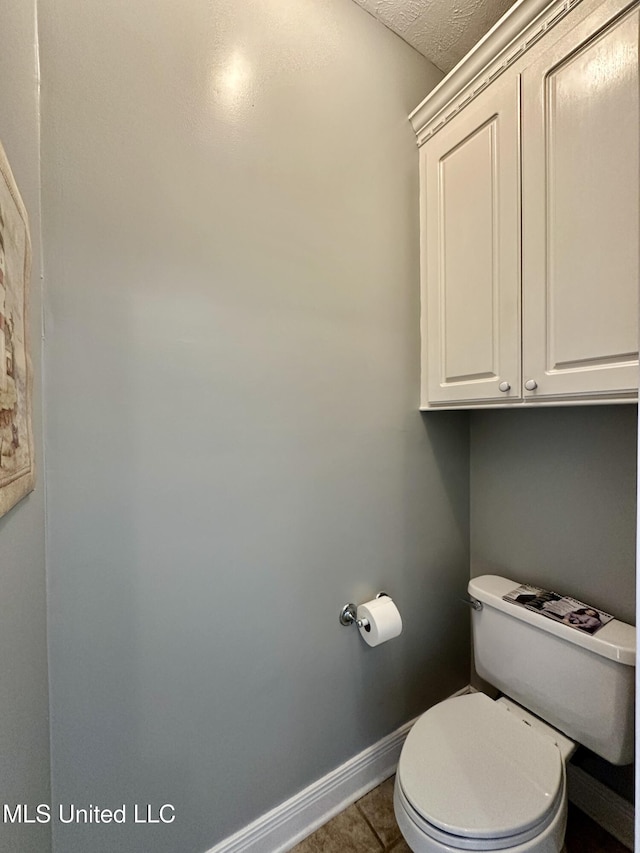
340 592 390 631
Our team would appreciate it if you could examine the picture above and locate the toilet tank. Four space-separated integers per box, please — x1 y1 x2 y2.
469 575 635 765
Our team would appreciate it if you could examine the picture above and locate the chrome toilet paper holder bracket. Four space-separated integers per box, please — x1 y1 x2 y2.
340 592 390 631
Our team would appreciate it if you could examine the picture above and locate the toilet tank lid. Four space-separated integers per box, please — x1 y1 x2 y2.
468 575 635 667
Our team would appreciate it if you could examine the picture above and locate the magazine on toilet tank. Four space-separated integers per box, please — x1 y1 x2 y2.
502 584 613 635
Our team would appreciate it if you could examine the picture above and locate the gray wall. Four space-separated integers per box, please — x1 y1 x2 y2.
470 405 637 799
39 2 470 851
0 3 51 852
470 406 637 623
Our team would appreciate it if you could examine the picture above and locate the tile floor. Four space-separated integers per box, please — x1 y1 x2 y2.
291 775 631 853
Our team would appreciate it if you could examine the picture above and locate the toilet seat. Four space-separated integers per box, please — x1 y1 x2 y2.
396 693 565 850
395 772 564 851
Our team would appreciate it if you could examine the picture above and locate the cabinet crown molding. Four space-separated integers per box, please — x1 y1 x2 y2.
410 0 581 145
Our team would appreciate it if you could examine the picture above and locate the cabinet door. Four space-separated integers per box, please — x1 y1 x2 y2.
522 0 639 400
421 73 521 406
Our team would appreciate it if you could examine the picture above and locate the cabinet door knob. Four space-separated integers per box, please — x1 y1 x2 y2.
524 379 538 391
498 381 511 392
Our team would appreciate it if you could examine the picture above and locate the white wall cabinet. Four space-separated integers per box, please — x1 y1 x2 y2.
422 74 521 405
413 0 639 409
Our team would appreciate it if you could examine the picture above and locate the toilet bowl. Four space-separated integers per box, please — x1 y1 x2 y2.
394 693 570 853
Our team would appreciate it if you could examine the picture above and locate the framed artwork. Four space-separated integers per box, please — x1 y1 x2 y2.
0 141 34 518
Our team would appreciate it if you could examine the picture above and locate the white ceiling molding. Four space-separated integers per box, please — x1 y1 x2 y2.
351 0 518 72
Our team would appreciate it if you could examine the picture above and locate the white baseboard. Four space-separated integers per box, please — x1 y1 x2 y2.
205 719 412 853
567 763 634 850
206 685 472 853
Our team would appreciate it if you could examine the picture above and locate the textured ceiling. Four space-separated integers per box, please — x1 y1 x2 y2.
351 0 517 73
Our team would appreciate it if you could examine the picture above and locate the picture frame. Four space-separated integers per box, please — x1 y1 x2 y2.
0 141 34 517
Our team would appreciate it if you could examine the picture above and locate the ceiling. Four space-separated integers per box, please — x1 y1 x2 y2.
351 0 517 73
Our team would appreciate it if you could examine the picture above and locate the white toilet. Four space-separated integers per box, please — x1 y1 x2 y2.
394 575 635 853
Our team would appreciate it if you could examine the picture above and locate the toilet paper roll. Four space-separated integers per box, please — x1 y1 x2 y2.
356 596 402 647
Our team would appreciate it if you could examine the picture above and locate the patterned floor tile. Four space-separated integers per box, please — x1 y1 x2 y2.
388 838 413 853
356 776 401 848
290 804 383 852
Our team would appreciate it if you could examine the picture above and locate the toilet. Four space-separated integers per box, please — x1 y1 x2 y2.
394 575 635 853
